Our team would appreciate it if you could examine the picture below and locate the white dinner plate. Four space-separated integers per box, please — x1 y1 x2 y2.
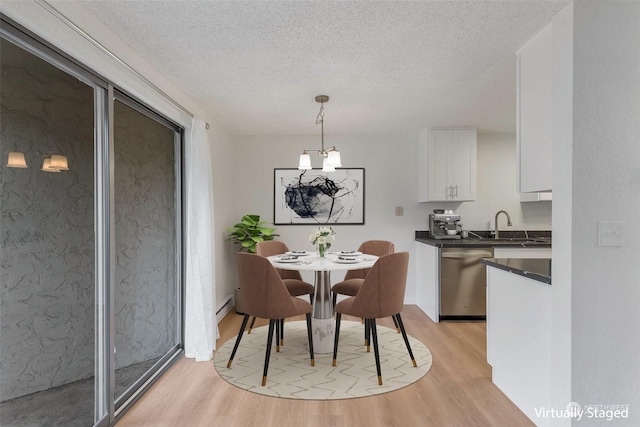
335 251 362 256
285 251 310 256
333 256 362 264
276 256 300 263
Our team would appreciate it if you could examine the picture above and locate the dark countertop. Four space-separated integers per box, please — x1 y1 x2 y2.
415 230 552 248
481 258 552 285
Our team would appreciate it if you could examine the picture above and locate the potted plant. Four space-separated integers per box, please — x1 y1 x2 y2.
226 214 278 313
226 214 278 253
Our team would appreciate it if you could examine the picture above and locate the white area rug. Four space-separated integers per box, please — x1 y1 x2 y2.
213 320 432 400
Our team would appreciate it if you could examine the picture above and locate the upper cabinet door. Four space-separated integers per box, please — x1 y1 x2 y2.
426 129 451 201
517 23 553 193
450 129 477 201
418 128 477 202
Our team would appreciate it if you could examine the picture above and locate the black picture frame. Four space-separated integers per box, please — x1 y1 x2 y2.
273 168 365 225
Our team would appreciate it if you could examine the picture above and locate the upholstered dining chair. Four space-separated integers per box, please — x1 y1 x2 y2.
330 240 395 308
251 241 315 341
256 241 315 304
332 252 416 386
227 252 314 386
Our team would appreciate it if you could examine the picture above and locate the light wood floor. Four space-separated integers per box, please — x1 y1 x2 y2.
116 306 533 426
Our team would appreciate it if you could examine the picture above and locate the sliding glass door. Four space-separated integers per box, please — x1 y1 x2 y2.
0 36 97 427
112 97 182 410
0 20 184 426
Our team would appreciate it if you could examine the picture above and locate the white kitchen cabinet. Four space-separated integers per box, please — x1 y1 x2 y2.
415 242 439 323
517 23 553 193
418 128 477 202
486 266 551 426
520 191 552 202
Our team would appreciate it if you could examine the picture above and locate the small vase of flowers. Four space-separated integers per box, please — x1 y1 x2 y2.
309 226 336 258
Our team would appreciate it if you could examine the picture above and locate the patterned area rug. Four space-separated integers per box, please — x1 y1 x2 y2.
214 320 432 399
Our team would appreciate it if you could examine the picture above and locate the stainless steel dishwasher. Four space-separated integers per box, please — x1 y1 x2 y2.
439 247 494 320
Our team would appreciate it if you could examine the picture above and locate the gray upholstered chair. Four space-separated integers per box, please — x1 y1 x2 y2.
227 252 314 386
330 240 395 307
250 241 315 341
332 252 416 385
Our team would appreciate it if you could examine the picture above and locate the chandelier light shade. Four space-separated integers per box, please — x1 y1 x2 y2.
6 151 28 168
321 157 335 172
297 95 342 171
325 150 341 168
298 153 312 170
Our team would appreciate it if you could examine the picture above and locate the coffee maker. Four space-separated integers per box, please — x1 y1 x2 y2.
428 210 461 239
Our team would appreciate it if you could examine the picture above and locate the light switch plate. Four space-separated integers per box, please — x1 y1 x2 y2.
598 221 627 247
395 206 403 216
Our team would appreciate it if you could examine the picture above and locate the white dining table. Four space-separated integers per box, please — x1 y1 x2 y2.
268 252 378 353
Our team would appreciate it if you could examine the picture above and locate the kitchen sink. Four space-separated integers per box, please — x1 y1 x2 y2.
491 237 550 243
459 232 551 244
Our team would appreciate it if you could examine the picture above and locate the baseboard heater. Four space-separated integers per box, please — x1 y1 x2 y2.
216 295 233 323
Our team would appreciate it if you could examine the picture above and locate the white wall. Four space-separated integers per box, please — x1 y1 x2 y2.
208 120 237 307
550 3 573 420
571 2 640 423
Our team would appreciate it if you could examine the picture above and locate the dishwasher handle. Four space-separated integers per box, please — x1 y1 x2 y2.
441 250 493 258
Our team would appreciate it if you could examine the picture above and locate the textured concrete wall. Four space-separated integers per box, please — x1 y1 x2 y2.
113 100 177 370
0 40 95 401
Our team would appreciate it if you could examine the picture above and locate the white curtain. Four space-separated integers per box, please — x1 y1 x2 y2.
184 117 219 361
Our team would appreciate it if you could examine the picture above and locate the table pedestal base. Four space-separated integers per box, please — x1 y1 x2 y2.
311 318 335 354
312 270 335 353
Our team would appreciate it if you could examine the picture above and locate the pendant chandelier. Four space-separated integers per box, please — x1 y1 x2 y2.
298 95 341 172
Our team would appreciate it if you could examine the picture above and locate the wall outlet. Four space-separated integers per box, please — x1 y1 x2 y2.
598 221 626 247
395 206 403 216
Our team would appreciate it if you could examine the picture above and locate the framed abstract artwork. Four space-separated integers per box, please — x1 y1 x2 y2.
274 168 365 225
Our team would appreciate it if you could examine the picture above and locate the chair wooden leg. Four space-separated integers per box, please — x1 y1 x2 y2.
275 319 280 352
369 318 383 385
395 313 417 367
227 314 250 368
391 314 400 333
332 312 342 366
280 318 284 346
247 316 257 334
262 319 276 386
305 313 315 366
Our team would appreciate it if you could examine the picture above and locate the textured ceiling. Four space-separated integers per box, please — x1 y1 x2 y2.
78 0 569 135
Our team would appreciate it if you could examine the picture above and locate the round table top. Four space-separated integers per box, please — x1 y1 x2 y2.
267 253 378 272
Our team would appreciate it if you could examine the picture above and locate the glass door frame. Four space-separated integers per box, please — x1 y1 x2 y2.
110 90 185 421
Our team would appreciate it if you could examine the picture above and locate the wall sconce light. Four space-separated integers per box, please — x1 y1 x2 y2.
6 151 28 168
42 158 60 172
41 155 68 172
49 154 69 170
298 95 342 172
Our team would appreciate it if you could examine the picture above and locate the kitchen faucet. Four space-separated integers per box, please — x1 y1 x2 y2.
494 210 512 239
